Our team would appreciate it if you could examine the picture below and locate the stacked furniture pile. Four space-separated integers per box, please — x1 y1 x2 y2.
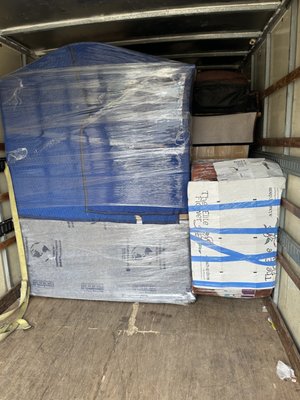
191 70 259 161
0 43 195 304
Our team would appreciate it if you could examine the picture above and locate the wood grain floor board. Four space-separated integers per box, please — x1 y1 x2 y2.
0 296 299 400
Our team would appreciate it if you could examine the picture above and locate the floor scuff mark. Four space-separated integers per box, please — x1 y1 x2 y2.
126 302 139 336
119 303 160 336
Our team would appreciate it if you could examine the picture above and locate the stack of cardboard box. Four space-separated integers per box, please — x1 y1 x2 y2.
188 158 285 298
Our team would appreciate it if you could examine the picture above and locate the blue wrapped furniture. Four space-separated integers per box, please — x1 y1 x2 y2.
0 43 195 223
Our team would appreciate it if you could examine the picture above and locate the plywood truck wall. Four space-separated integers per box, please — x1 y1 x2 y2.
251 0 300 348
0 44 22 298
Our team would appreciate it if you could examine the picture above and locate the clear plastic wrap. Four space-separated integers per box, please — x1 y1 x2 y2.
188 158 286 298
20 219 194 305
0 43 195 223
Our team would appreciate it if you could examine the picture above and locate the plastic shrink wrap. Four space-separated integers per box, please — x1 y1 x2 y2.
188 159 286 298
20 219 194 304
0 43 195 223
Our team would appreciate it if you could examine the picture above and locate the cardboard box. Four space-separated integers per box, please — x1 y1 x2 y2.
188 159 285 298
192 113 256 145
21 219 194 304
191 145 249 162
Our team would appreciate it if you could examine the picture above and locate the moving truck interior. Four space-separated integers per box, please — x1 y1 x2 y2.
0 1 299 399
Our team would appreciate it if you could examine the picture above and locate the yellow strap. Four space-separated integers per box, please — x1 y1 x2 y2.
0 164 31 341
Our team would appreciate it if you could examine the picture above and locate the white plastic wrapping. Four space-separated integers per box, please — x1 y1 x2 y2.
276 361 297 382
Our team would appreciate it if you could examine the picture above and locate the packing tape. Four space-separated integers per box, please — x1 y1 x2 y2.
190 234 277 266
188 199 281 212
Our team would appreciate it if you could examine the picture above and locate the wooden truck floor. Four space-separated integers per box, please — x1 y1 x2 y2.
0 296 299 400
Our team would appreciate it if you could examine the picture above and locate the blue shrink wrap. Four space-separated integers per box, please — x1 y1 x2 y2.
0 43 195 223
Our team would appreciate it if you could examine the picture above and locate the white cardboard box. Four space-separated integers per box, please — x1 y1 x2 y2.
188 160 285 298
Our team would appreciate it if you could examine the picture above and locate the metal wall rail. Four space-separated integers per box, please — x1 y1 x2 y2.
279 229 300 266
277 228 300 291
251 150 300 177
251 153 300 292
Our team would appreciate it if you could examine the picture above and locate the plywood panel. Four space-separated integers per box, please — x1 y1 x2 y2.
0 45 22 76
270 8 291 85
0 45 22 143
278 267 300 349
267 87 287 145
0 297 299 400
285 210 300 244
292 0 300 139
254 41 267 91
281 169 300 349
265 8 291 146
290 148 300 156
253 41 267 138
6 243 21 287
291 80 300 137
287 175 300 207
0 255 7 297
296 0 300 67
0 44 23 147
0 44 22 297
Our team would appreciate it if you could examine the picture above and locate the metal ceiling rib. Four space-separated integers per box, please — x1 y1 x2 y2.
0 2 281 35
107 31 262 46
162 50 249 58
0 36 34 58
0 1 286 67
10 10 272 53
36 31 262 57
196 65 241 69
